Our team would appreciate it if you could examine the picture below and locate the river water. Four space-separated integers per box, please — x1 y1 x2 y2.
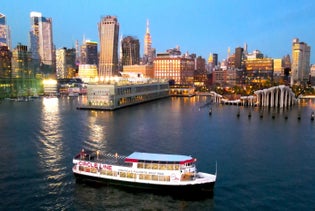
0 96 314 210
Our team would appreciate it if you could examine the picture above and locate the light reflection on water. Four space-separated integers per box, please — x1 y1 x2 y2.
36 97 69 208
0 96 314 210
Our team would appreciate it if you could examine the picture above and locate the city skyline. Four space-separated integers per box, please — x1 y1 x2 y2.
1 0 315 63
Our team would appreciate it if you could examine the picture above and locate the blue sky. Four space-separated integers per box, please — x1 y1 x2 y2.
2 0 315 63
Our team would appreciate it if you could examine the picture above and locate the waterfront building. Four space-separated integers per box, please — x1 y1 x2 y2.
0 13 11 49
29 12 55 77
11 44 33 97
98 15 119 78
154 47 195 85
291 38 311 85
58 78 85 95
80 40 98 65
77 77 169 110
78 64 98 83
121 36 140 65
0 46 12 78
42 79 57 95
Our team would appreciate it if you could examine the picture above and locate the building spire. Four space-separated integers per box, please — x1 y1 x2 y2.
144 19 152 57
146 19 150 34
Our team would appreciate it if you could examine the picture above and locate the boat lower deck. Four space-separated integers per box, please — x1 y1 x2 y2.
74 172 215 196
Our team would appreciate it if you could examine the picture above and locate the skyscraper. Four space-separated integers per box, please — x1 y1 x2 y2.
11 44 30 79
291 38 311 85
56 48 66 79
29 12 54 76
143 19 155 64
144 19 152 57
56 47 76 79
0 46 12 78
235 47 244 69
80 40 98 65
98 15 119 78
121 36 140 66
0 13 11 49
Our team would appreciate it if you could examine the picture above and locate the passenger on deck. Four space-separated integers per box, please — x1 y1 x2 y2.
80 149 85 159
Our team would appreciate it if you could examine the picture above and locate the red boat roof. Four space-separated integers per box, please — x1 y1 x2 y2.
125 152 195 164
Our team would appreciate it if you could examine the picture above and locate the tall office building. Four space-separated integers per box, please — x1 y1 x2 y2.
0 46 12 78
0 13 11 49
235 47 244 69
56 47 76 79
11 44 30 78
144 19 152 57
121 36 140 66
56 48 66 79
291 38 311 85
207 53 218 72
29 12 54 76
98 15 119 77
80 39 98 65
143 19 155 64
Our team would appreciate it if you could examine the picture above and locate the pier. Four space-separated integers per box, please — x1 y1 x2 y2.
254 85 296 108
210 85 297 108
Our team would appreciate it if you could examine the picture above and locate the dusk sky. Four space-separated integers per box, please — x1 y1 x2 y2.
2 0 315 63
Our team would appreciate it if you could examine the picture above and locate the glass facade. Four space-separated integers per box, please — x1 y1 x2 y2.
29 12 54 77
98 16 119 77
121 36 140 65
0 13 10 49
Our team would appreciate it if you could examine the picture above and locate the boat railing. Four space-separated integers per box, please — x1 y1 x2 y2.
74 150 131 167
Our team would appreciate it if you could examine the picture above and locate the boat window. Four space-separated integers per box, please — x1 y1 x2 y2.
152 175 158 181
137 162 180 170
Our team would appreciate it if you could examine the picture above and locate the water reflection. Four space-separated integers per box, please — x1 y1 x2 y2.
84 111 115 151
36 97 66 196
73 183 215 210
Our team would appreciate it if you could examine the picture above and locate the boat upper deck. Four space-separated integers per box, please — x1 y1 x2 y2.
125 152 195 164
74 151 196 166
74 151 131 167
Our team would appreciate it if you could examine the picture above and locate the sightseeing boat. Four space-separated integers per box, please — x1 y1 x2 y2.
73 150 217 195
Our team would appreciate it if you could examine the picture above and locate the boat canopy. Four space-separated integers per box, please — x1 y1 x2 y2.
125 152 195 164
